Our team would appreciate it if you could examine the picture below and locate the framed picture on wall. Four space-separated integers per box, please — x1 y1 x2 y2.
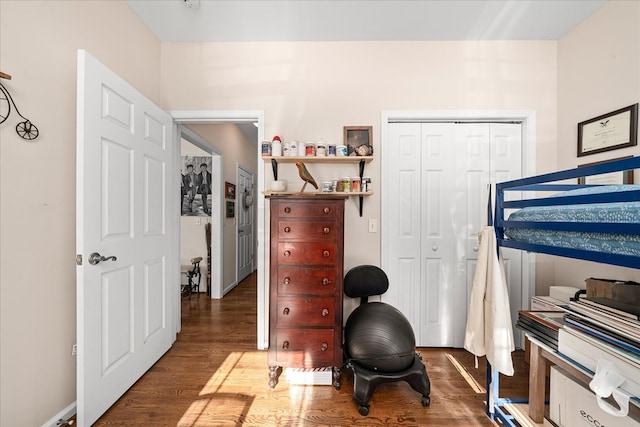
344 126 373 156
577 104 638 157
578 156 634 185
225 182 236 199
226 201 235 218
181 155 212 216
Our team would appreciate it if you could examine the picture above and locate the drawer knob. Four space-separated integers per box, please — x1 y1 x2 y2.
320 342 328 352
323 227 330 234
284 226 291 233
283 307 290 315
284 277 291 285
284 207 291 213
322 277 330 286
323 250 330 258
284 250 291 257
283 341 290 349
321 308 329 317
323 207 330 214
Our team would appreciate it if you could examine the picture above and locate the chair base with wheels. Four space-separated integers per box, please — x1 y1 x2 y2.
181 256 202 298
343 265 431 416
347 354 431 416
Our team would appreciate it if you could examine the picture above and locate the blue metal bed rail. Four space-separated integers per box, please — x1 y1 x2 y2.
494 156 640 269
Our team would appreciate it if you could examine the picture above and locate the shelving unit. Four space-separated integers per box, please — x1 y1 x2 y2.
263 155 373 216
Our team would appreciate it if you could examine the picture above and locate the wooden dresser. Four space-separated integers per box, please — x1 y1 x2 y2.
267 195 345 389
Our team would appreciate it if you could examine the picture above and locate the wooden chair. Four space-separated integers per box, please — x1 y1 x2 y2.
181 257 203 298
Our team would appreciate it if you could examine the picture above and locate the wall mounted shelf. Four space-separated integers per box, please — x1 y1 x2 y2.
263 156 373 216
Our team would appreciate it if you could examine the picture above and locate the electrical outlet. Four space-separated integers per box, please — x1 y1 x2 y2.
72 344 77 356
368 219 377 233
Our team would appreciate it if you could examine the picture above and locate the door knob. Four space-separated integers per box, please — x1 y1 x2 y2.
89 252 117 265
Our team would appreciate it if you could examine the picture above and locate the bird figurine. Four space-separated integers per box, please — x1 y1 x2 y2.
295 162 318 192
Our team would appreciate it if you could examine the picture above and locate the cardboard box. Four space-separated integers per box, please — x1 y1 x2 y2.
586 278 640 305
550 366 640 427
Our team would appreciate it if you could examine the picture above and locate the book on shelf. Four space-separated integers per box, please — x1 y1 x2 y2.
582 297 640 321
564 314 640 357
516 310 565 351
519 310 566 331
567 301 640 338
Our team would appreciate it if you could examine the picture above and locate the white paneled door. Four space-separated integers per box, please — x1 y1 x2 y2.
237 165 254 283
384 122 522 348
76 50 175 426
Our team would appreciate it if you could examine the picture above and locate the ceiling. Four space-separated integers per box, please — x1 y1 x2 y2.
125 0 607 43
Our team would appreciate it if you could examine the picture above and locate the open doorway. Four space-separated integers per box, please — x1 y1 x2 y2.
172 111 267 349
179 128 221 301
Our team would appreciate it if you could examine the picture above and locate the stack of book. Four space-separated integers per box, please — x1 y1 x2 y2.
516 310 566 351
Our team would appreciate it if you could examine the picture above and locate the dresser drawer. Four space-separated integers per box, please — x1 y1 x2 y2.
272 328 336 367
277 242 337 265
274 201 343 219
276 297 336 326
276 219 337 240
276 267 338 295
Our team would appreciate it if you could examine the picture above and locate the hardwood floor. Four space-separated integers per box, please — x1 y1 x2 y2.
94 272 530 426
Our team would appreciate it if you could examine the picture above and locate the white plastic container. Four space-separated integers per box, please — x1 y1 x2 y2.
271 140 282 156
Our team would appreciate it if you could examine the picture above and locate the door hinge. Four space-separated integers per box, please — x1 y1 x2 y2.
76 254 82 266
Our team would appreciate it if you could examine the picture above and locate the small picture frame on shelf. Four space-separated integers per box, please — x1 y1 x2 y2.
577 104 638 157
578 156 634 185
344 126 373 156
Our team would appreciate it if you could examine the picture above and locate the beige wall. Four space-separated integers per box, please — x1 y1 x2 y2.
0 1 161 426
551 0 640 290
160 40 559 273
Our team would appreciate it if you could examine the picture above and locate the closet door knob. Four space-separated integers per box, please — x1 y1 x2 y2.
432 246 438 251
473 246 479 252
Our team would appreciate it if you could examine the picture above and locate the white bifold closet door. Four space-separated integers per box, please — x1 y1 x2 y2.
384 122 523 348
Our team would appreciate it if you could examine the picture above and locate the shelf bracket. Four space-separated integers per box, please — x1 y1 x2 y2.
271 158 278 180
358 159 365 216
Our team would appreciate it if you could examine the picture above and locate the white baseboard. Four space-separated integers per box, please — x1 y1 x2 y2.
41 402 76 427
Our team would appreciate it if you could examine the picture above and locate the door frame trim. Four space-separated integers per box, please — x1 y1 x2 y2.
381 109 537 333
170 110 267 349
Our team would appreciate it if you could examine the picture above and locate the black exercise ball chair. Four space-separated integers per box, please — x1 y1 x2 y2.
343 265 431 416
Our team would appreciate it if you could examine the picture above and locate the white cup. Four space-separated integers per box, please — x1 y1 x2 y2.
271 180 287 191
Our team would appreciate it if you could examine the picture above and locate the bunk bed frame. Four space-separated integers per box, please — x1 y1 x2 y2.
488 155 640 426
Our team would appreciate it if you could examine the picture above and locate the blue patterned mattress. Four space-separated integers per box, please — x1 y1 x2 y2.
504 185 640 256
